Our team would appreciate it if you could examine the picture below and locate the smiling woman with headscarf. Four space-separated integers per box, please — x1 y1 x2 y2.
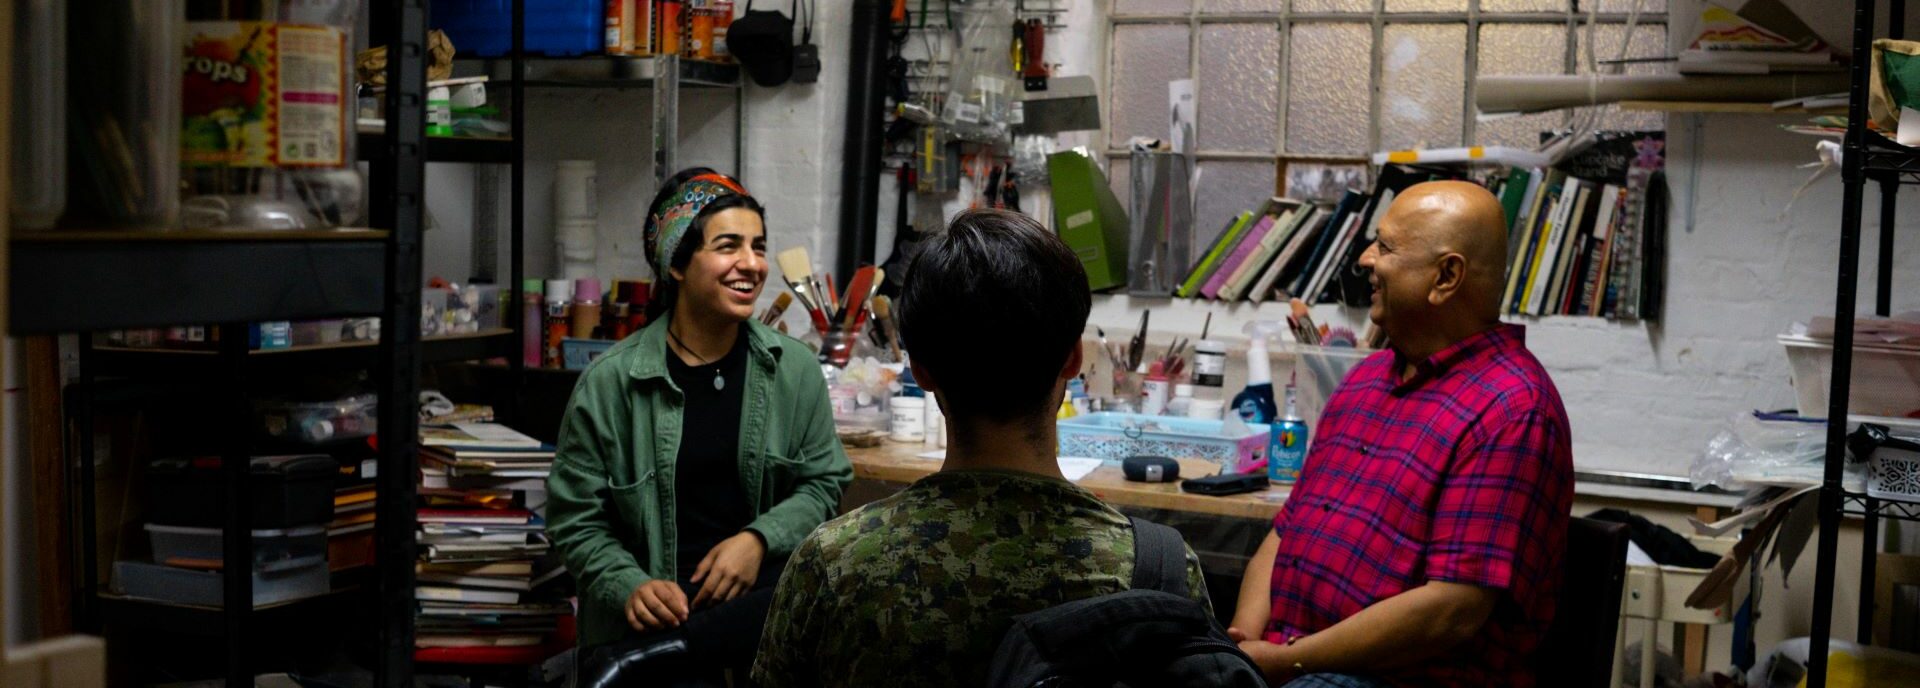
547 168 852 687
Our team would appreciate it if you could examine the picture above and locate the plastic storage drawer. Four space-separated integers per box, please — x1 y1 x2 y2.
431 0 603 57
112 557 329 607
147 454 338 528
256 394 377 443
145 523 328 571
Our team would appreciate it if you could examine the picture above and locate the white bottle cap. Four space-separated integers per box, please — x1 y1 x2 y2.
545 279 575 303
1173 383 1194 398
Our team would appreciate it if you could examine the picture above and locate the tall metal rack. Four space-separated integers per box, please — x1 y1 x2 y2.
1807 2 1919 687
4 3 432 686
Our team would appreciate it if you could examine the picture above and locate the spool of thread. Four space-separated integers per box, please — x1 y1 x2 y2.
572 278 603 338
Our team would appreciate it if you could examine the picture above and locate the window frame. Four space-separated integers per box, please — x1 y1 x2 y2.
1104 1 1671 168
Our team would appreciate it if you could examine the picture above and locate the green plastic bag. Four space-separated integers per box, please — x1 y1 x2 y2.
1869 39 1920 132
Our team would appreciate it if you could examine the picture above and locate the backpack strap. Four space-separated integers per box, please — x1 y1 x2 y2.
1128 517 1190 598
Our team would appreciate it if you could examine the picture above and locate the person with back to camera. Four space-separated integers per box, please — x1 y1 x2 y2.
548 168 852 687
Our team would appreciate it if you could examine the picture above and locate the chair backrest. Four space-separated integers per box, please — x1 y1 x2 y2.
1536 516 1629 688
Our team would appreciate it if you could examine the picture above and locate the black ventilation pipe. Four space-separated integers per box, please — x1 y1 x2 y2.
837 0 891 278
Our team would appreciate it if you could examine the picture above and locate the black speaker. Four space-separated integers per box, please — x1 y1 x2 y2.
1122 455 1180 483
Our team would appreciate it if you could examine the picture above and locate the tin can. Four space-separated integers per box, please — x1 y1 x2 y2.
689 10 715 59
657 1 684 57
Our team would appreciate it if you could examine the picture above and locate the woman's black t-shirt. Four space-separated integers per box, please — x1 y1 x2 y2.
665 325 753 583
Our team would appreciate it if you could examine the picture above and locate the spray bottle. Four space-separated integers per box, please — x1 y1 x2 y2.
1232 321 1285 424
1269 372 1309 484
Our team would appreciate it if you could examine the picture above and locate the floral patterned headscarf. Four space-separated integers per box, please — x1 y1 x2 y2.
644 173 748 282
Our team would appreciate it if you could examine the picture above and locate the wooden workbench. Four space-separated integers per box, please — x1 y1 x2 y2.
844 441 1289 522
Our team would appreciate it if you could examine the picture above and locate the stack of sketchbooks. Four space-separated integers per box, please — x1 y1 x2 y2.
328 482 377 571
414 421 574 666
1676 0 1840 75
1176 134 1667 322
1493 157 1667 320
1174 192 1374 306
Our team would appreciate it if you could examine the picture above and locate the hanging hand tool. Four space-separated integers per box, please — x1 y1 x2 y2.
1022 18 1048 91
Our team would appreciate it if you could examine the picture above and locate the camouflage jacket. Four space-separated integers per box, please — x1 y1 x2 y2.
751 469 1211 688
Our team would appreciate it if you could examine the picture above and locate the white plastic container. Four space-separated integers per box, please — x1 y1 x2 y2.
555 160 598 221
890 396 927 442
1779 334 1920 419
1186 397 1225 420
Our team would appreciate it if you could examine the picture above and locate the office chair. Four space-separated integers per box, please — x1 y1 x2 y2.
1536 516 1629 688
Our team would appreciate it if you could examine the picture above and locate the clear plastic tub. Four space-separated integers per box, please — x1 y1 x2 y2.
10 0 65 229
145 523 328 572
255 394 378 443
113 557 329 607
1057 412 1272 470
180 2 364 230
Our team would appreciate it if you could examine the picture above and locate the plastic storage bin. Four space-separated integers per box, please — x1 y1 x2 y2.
256 395 377 443
431 0 604 57
113 557 329 607
1779 334 1920 419
1867 434 1920 504
145 523 328 571
147 454 339 528
1057 413 1271 471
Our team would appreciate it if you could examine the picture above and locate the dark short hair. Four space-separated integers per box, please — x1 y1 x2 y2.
898 209 1090 423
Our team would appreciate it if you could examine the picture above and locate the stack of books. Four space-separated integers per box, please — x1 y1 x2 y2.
327 482 377 571
413 421 573 668
1174 192 1371 306
1174 132 1667 322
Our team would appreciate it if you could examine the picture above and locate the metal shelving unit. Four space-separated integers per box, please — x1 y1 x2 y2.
1807 2 1915 686
5 3 430 687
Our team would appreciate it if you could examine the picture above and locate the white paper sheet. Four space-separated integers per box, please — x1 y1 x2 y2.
1057 457 1103 482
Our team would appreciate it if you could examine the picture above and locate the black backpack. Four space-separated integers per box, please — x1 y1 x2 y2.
985 518 1270 688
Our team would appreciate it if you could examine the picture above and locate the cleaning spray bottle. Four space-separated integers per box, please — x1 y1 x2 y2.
1232 321 1284 424
1270 372 1309 484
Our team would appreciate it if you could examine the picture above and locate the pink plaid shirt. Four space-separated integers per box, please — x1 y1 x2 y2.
1264 324 1573 687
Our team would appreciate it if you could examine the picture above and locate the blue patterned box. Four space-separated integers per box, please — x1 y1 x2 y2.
1057 412 1270 474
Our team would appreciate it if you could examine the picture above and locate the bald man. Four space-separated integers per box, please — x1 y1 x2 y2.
1226 181 1574 688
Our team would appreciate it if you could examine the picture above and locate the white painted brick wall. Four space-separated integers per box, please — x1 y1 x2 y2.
423 0 1920 480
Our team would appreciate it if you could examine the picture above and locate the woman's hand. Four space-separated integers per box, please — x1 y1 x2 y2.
625 579 690 631
691 530 766 607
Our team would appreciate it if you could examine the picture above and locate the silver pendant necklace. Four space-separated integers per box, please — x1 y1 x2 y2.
668 326 726 391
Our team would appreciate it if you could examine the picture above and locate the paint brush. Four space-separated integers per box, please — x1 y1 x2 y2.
841 266 876 330
776 246 832 333
761 292 793 325
870 294 903 362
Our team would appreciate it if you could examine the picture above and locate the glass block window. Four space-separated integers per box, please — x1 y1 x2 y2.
1109 1 1669 224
